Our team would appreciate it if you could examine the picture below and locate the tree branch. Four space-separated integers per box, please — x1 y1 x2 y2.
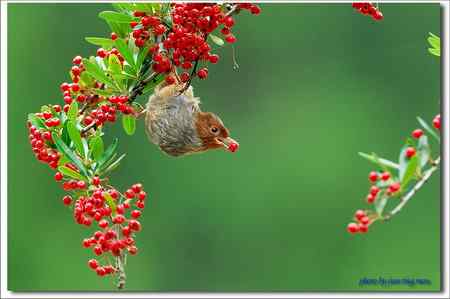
384 157 441 220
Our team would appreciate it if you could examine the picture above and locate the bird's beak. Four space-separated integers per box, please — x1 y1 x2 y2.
218 137 239 153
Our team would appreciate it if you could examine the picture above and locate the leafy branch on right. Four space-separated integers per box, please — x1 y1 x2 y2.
347 32 441 234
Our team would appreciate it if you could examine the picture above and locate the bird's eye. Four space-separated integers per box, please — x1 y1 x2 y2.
210 126 219 134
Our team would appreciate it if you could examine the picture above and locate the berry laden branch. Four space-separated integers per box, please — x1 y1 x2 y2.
27 2 260 289
346 25 441 234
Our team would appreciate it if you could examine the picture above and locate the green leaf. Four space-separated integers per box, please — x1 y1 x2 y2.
209 34 224 46
27 113 46 130
95 138 118 172
429 48 440 57
112 3 134 13
89 136 104 161
52 132 88 177
114 38 136 70
141 74 164 95
417 116 440 143
99 11 137 23
79 71 95 88
67 102 78 121
122 114 136 135
401 155 418 189
82 58 116 87
105 20 129 38
99 153 126 175
103 191 117 214
417 135 430 168
66 120 85 157
121 71 138 80
58 165 87 181
136 45 150 72
358 152 399 170
108 54 122 75
61 120 70 146
85 37 115 49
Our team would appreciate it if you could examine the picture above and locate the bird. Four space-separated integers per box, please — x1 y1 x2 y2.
145 81 239 157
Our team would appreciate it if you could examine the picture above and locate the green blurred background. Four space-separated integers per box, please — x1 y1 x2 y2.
8 3 441 292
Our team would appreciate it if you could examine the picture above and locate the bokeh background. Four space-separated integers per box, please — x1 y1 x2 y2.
7 3 441 292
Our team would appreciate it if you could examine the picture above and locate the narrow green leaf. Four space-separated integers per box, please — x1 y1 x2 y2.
209 34 224 46
103 191 117 214
136 45 150 73
52 132 88 177
79 71 94 88
112 3 134 13
122 114 136 135
141 75 164 95
417 116 440 143
67 102 78 121
27 113 46 130
61 120 70 146
95 138 118 171
58 165 87 181
89 136 104 161
401 155 418 189
114 38 136 70
85 37 114 49
108 54 122 75
82 58 116 87
106 20 129 38
358 152 399 170
99 11 137 23
121 71 138 80
99 153 126 175
417 135 430 168
66 120 85 157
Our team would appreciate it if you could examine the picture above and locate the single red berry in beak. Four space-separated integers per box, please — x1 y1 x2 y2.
228 141 239 153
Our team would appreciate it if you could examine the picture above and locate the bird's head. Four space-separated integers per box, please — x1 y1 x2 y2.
195 112 239 153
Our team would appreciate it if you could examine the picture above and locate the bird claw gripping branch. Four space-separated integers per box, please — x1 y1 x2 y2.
26 2 260 289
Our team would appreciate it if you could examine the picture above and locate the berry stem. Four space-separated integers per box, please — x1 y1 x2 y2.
384 156 441 220
114 224 127 289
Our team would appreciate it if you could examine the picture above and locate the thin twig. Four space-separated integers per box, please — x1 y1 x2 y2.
114 224 126 289
384 157 441 220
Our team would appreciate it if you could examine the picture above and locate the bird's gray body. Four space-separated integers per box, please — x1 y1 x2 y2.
145 85 203 156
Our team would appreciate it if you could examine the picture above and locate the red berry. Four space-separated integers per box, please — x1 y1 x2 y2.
180 72 190 82
96 267 106 276
72 55 82 65
369 186 380 196
347 222 359 234
111 32 118 40
136 200 145 209
433 114 441 130
367 193 375 204
225 34 236 43
125 189 135 199
112 214 125 224
388 182 401 193
405 147 416 158
76 180 87 189
88 259 99 269
368 171 378 182
53 105 62 112
82 238 92 248
372 10 383 21
360 216 370 225
359 224 368 233
98 219 109 228
224 16 235 27
92 176 100 186
71 66 81 76
355 209 365 220
228 142 239 153
54 172 63 181
131 210 141 219
97 48 107 58
208 54 219 64
137 191 146 201
165 75 176 85
250 5 262 15
62 195 72 205
197 68 208 79
122 226 131 237
130 21 139 28
71 83 80 92
128 246 138 255
128 219 141 231
60 82 70 91
412 129 423 139
380 172 391 181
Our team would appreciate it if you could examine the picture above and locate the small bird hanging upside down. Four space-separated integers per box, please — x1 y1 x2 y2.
145 82 239 157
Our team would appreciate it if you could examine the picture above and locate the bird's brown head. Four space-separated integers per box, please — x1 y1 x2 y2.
195 112 239 153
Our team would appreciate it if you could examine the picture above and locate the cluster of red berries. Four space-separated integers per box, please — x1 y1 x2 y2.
27 123 60 168
66 182 147 276
347 210 371 234
347 114 441 234
352 2 383 21
123 3 260 85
